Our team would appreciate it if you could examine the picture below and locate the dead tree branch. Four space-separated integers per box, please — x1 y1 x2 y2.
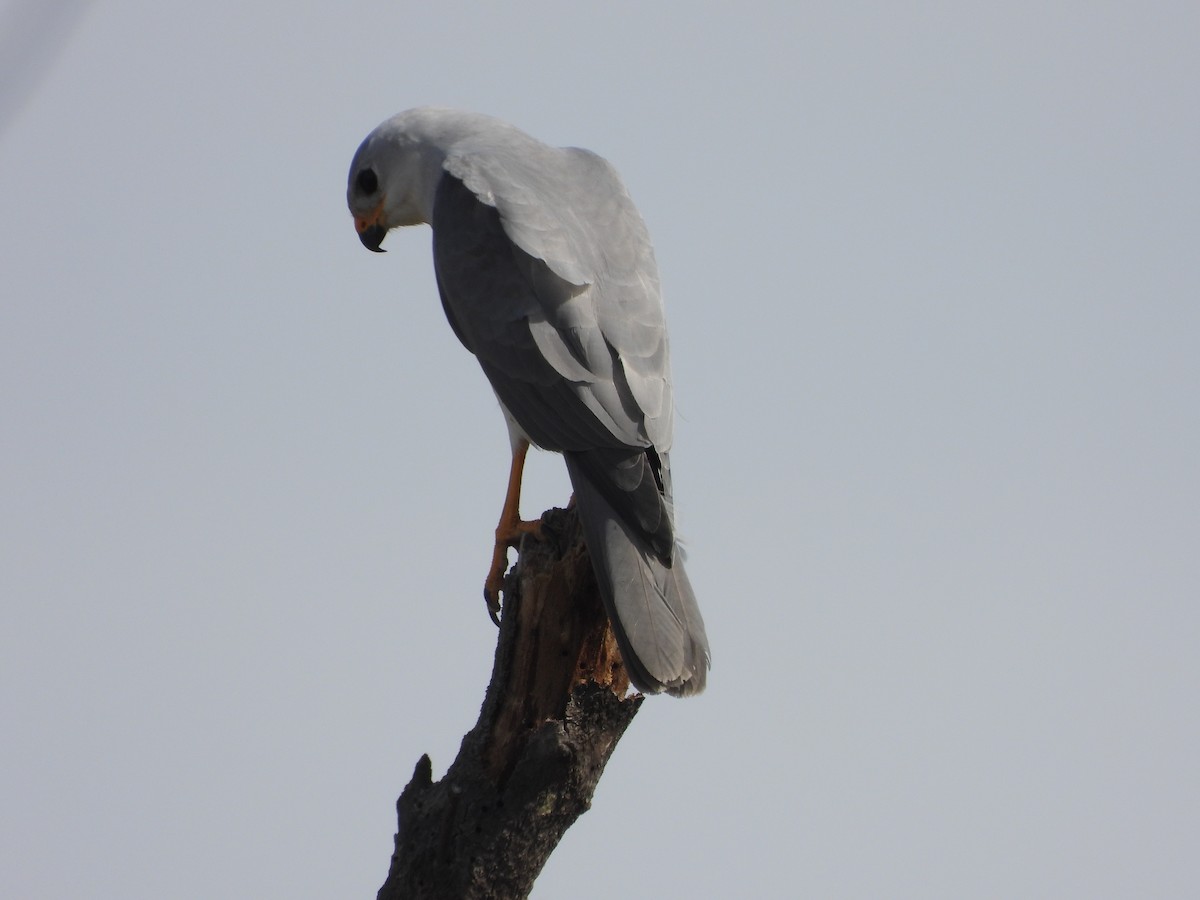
375 505 643 900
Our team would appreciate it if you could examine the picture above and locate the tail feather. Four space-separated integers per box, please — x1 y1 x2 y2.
565 454 710 696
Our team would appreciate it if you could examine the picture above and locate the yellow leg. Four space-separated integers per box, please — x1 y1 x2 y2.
483 439 544 621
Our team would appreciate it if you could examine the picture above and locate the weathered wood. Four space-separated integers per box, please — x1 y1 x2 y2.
376 506 642 900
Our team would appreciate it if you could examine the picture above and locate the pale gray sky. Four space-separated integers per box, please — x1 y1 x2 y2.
2 2 1198 897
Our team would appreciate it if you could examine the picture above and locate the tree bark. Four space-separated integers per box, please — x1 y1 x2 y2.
375 505 643 900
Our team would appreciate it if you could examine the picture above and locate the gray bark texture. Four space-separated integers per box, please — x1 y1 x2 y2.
375 505 643 900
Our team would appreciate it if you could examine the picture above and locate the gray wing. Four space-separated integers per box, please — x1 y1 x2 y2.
430 161 708 694
431 170 673 558
444 144 674 451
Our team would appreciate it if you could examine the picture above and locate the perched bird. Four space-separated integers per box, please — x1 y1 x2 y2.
346 108 709 696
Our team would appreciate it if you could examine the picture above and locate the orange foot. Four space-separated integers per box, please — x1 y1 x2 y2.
483 514 544 624
483 438 545 623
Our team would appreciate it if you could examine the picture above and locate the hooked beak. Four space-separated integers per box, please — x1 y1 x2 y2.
354 199 388 253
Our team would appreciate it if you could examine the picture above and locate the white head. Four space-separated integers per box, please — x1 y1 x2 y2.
346 108 509 251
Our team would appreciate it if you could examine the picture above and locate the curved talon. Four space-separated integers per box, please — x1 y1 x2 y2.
483 538 507 622
483 513 543 623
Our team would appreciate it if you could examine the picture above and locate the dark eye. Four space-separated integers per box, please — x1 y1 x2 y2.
356 168 378 194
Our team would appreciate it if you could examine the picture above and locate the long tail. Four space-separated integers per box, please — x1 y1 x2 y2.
564 452 710 697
